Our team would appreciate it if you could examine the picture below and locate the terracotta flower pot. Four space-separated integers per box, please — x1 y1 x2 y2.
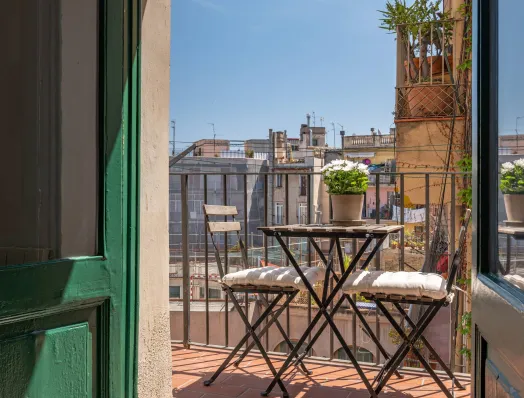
331 194 364 224
404 55 454 79
504 194 524 222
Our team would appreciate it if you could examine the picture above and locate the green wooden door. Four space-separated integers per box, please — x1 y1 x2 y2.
0 1 139 397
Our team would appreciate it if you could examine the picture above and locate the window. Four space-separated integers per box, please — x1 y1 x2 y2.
494 0 524 293
169 286 181 299
312 138 318 146
200 287 221 299
275 203 283 225
334 347 374 363
299 175 307 196
298 203 308 224
275 174 283 188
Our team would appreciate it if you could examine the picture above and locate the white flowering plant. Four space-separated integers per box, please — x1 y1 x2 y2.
321 159 369 195
500 159 524 194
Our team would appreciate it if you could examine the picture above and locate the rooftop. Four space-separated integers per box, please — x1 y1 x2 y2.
172 345 472 397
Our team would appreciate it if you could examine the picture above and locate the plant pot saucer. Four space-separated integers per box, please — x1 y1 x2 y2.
503 220 524 227
331 219 366 227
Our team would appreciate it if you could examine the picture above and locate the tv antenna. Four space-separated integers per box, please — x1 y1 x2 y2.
208 122 217 154
320 117 324 127
331 122 336 147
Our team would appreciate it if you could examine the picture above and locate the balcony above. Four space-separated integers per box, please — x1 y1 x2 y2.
343 134 395 149
393 18 468 120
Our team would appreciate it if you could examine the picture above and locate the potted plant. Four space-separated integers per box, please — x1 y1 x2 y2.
379 0 454 117
501 159 524 223
321 160 369 225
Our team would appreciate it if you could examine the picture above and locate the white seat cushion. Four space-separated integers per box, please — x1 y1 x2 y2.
222 266 325 291
342 270 448 300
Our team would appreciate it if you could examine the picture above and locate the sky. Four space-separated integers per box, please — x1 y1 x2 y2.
170 0 397 150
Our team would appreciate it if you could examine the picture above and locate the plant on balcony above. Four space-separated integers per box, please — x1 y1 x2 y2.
501 159 524 223
321 160 369 225
378 0 452 83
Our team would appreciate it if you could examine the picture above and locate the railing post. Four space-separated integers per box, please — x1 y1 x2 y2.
223 174 229 348
204 175 209 345
181 174 191 348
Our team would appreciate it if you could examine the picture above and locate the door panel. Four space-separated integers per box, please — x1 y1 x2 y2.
0 0 139 396
0 324 92 398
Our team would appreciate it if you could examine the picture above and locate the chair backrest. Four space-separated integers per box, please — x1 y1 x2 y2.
446 209 472 293
203 205 248 278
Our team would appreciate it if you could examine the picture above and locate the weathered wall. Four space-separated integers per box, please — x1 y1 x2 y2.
395 119 465 205
137 0 172 396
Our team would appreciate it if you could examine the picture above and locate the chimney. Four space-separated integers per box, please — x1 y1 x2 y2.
306 114 313 147
340 130 345 149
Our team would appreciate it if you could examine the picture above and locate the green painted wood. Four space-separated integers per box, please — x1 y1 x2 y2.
0 324 91 398
0 0 141 396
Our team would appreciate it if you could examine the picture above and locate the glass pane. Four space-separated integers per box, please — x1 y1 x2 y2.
497 0 524 291
0 1 98 265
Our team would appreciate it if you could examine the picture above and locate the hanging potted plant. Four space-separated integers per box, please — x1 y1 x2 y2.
322 160 369 226
500 160 524 223
378 0 454 117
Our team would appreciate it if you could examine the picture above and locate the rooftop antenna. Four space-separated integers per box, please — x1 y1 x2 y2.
312 111 316 127
331 122 336 147
208 122 216 154
320 117 324 127
171 119 176 155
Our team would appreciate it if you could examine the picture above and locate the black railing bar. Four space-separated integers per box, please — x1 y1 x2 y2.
307 173 312 356
223 174 229 348
204 174 209 345
374 172 382 365
181 174 191 348
244 174 249 351
352 237 358 358
264 174 269 351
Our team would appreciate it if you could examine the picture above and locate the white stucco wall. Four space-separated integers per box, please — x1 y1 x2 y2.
138 0 172 396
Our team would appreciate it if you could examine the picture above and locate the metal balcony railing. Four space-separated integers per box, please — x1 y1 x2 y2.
169 171 471 375
394 19 467 120
396 84 466 119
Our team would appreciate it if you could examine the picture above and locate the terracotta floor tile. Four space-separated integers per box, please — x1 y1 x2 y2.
172 345 471 398
172 389 204 398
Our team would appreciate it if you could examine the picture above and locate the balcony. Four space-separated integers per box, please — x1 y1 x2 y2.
344 135 395 148
394 19 467 120
170 170 471 397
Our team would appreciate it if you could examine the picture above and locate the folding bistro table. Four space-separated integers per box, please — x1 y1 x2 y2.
258 223 404 398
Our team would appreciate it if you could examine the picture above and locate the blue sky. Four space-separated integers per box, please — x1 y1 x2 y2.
170 0 397 149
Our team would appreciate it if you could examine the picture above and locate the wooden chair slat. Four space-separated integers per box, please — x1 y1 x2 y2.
203 205 238 216
208 221 241 233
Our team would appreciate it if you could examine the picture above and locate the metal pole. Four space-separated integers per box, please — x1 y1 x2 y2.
181 174 191 348
244 174 249 350
204 175 209 345
223 174 229 347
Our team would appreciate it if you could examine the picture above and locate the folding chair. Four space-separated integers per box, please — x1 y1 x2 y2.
202 205 325 397
341 209 471 398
